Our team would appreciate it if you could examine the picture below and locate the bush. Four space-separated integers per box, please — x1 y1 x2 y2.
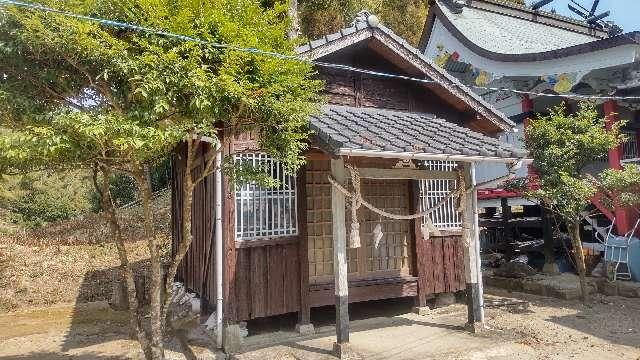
1 171 92 228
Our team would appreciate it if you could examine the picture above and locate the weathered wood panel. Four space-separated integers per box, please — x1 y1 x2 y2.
234 243 301 321
309 278 418 307
172 143 217 306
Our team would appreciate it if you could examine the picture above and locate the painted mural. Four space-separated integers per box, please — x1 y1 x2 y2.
433 44 578 93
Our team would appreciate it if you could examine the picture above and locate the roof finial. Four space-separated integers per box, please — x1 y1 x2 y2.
352 10 380 28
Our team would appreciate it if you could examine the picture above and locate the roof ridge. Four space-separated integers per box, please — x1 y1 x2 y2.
462 0 607 37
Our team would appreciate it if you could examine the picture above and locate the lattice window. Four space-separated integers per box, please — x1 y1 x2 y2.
622 131 639 160
419 161 462 230
235 153 297 240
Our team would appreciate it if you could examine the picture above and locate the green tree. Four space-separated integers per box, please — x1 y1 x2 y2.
0 1 321 358
298 0 430 45
524 102 624 302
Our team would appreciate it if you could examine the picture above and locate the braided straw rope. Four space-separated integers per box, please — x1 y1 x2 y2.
327 166 464 221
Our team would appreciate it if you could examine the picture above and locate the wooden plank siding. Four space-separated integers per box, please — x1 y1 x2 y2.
234 243 301 321
172 143 217 306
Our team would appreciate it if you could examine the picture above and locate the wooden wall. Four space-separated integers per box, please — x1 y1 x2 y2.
234 244 301 320
417 234 466 297
172 143 217 304
318 47 468 125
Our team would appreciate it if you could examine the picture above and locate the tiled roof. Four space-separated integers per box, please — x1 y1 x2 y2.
310 105 527 159
295 15 516 132
436 0 603 55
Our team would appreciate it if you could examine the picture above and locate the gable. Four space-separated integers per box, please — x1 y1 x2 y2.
296 15 516 135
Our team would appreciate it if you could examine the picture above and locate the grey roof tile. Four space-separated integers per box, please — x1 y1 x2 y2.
310 105 526 159
437 0 601 54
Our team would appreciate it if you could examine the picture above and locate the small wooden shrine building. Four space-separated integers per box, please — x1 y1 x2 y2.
171 12 527 355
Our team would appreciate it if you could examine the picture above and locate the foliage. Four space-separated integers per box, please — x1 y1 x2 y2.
297 0 526 45
525 102 624 219
600 164 640 210
1 1 321 357
298 0 429 45
524 102 624 301
0 171 92 228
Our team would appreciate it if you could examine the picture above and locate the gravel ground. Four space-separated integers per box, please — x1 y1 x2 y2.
0 288 638 359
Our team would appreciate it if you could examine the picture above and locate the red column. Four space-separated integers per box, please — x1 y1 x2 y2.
604 100 632 234
522 96 538 184
604 100 623 170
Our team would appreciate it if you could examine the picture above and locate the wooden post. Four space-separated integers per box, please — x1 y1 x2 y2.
296 165 314 335
462 163 484 331
501 197 514 259
331 158 350 356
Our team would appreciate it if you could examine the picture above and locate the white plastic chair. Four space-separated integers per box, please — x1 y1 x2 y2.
596 217 640 281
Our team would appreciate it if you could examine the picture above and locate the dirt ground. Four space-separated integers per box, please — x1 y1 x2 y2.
0 288 638 360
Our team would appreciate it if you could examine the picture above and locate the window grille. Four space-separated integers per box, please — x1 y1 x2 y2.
235 153 297 240
418 161 462 229
622 131 639 160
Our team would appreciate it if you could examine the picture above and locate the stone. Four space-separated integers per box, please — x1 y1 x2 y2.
465 322 484 334
223 324 243 354
484 275 523 291
494 261 537 279
617 281 640 298
435 293 456 308
333 342 361 360
110 271 129 311
542 262 560 274
412 306 432 316
601 281 619 297
522 280 547 296
295 323 315 336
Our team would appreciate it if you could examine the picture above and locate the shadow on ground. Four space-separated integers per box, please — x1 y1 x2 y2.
0 352 130 360
57 260 149 352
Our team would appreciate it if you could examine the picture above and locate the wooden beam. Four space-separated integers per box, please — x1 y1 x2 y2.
331 158 350 346
354 167 458 180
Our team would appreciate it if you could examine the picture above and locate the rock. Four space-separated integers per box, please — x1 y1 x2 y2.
617 281 640 298
494 261 537 279
435 293 456 307
601 281 619 297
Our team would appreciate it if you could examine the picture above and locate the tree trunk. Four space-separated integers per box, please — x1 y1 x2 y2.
162 140 196 324
541 207 558 273
98 165 154 359
287 0 300 40
569 220 589 302
133 166 165 359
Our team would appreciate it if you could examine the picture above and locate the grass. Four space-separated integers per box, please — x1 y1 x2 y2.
0 192 171 313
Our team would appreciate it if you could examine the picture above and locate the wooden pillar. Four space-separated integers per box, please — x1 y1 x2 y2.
501 197 514 260
221 132 241 354
331 158 350 353
296 166 314 334
462 163 484 331
604 100 632 234
412 181 429 309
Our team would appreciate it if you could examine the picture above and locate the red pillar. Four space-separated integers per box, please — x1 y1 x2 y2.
604 100 632 234
522 96 537 182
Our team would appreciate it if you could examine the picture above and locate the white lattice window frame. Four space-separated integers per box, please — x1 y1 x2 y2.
234 153 298 240
418 161 462 230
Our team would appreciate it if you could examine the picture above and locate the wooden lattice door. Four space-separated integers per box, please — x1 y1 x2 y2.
305 159 414 284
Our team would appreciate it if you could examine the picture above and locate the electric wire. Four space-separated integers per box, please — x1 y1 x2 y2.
1 0 640 101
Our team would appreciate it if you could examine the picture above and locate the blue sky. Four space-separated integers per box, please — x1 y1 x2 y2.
524 0 640 32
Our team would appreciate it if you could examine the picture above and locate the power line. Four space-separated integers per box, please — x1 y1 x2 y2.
1 0 640 101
